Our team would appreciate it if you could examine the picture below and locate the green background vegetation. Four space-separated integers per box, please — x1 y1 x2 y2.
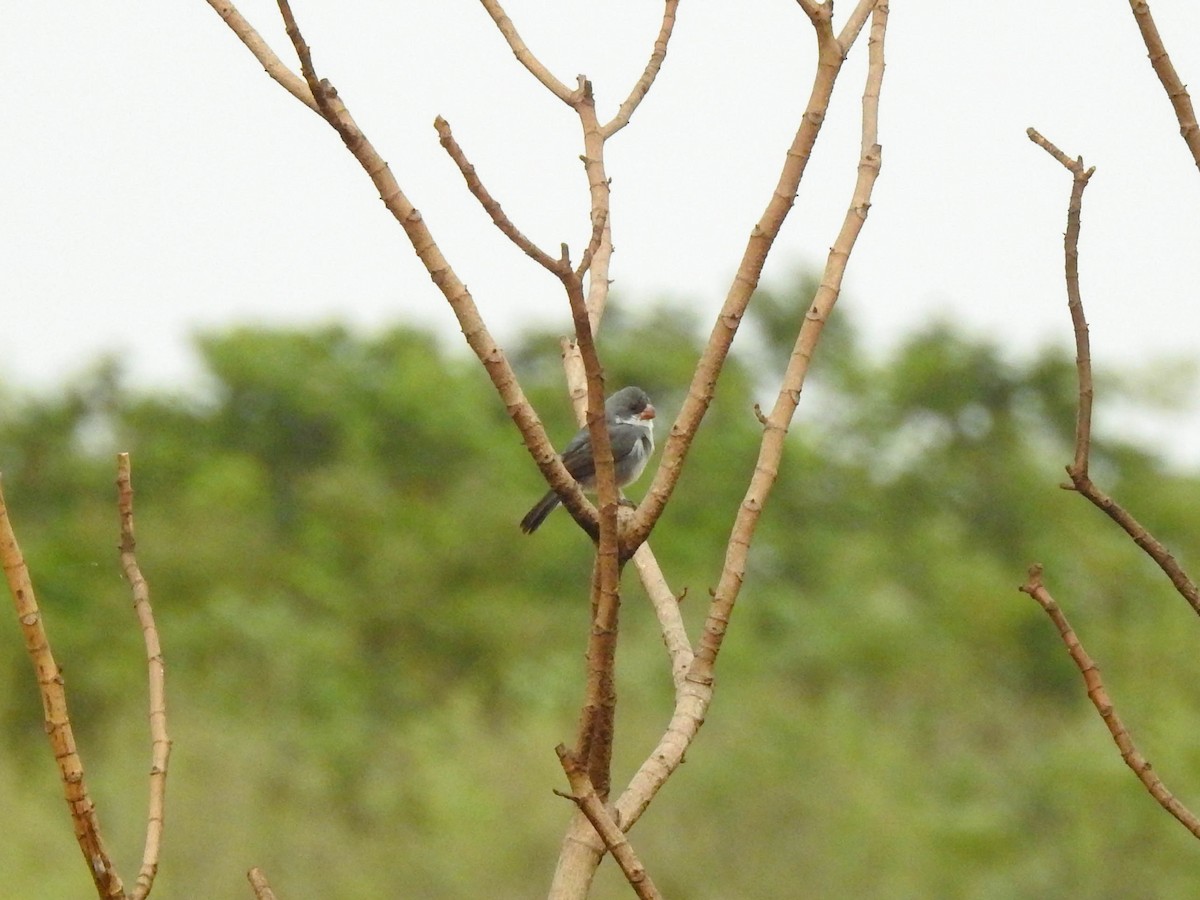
3 277 1200 897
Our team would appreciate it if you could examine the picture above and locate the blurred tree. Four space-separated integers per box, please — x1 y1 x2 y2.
2 288 1199 897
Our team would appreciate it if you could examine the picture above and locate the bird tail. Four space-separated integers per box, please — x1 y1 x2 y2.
520 490 561 534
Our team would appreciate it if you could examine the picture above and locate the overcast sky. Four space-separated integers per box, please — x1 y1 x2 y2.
4 2 1200 455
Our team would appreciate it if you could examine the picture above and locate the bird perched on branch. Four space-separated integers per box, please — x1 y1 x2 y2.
520 386 656 534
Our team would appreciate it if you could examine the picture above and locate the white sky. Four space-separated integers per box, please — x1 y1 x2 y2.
4 2 1200 456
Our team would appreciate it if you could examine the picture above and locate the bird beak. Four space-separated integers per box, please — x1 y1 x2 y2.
639 404 656 420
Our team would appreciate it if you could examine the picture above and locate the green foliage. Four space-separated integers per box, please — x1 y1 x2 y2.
2 287 1200 897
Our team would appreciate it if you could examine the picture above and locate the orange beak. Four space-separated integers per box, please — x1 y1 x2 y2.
639 404 656 420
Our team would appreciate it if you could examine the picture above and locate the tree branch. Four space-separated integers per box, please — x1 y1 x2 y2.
600 0 681 139
558 242 622 797
1025 128 1095 478
691 0 887 682
555 746 663 900
434 115 561 272
632 544 693 694
1127 0 1200 171
838 0 882 53
0 477 125 899
1020 566 1200 839
573 79 615 333
117 454 171 900
477 0 577 104
204 0 317 111
625 0 879 551
575 205 608 281
1028 127 1200 618
276 0 353 142
574 555 619 799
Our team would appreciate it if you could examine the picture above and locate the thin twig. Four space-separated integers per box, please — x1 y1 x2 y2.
575 207 608 281
277 0 353 145
434 116 607 286
571 78 614 333
434 116 561 272
1127 0 1200 171
1065 477 1200 615
118 454 171 900
0 478 125 899
1025 128 1095 478
477 0 577 103
1020 566 1200 839
601 0 681 139
1028 127 1200 617
204 0 317 111
555 746 663 900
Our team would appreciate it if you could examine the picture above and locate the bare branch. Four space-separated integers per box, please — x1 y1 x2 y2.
1020 566 1200 839
837 0 881 52
1028 127 1200 617
610 676 710 845
203 0 317 111
277 0 348 137
573 558 618 796
575 207 608 281
632 544 693 693
433 115 608 287
556 746 663 900
1066 477 1200 615
117 454 171 900
0 477 125 899
559 276 622 797
434 116 561 272
690 0 888 686
1026 128 1096 478
573 81 615 332
478 0 577 103
1026 127 1084 172
600 0 681 139
626 0 875 550
1127 0 1200 171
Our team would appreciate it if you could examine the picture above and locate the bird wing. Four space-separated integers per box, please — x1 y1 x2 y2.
559 426 597 481
558 418 649 484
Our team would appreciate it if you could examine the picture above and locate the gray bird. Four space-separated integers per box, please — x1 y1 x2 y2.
520 386 657 533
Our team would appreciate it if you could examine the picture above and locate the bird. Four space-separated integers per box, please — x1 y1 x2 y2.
520 386 656 534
